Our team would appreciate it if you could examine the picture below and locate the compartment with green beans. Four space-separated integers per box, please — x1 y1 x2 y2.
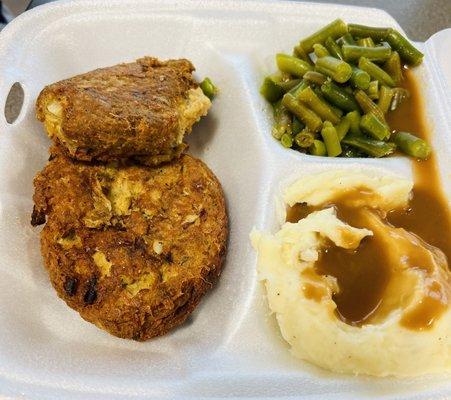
260 19 431 159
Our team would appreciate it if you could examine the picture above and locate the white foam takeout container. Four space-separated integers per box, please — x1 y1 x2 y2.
0 0 450 398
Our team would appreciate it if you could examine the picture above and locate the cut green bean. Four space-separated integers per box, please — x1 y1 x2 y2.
354 89 385 123
200 77 219 99
348 24 391 42
324 36 343 59
298 86 341 124
295 129 315 148
356 37 375 47
377 86 393 114
342 136 396 157
313 43 330 58
340 33 356 45
288 80 309 97
360 112 390 140
384 51 404 84
309 139 327 156
346 110 363 137
321 124 342 156
282 93 323 133
276 54 312 78
350 66 370 90
393 131 431 159
385 29 424 65
293 44 314 65
367 80 379 100
272 101 292 139
315 56 352 83
342 145 365 158
280 133 293 148
359 57 396 87
313 87 344 117
342 44 391 62
390 87 410 111
277 78 302 92
260 75 302 102
320 81 360 112
303 71 327 85
260 76 284 102
335 117 351 140
299 19 348 53
292 116 304 135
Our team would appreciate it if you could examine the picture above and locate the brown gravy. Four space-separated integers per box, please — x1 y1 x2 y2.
287 70 451 330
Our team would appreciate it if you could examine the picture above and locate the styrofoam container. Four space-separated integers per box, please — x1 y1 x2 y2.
0 1 450 398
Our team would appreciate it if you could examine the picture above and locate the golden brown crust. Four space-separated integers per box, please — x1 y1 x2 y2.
36 57 209 164
32 148 228 340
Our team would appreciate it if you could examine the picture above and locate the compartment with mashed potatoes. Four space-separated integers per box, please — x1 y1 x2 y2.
251 170 451 376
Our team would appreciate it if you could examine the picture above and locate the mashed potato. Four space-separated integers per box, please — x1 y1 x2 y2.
251 170 451 376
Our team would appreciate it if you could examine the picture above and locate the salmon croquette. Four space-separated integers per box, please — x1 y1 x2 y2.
31 148 227 340
36 57 211 166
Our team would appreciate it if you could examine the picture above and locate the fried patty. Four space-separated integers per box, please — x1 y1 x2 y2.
36 57 211 166
32 148 227 340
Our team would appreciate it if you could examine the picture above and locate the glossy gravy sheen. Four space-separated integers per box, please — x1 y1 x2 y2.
287 70 451 329
386 69 451 263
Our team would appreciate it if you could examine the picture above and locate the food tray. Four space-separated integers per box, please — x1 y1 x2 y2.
0 1 450 398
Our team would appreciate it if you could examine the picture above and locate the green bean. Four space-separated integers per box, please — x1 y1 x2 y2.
341 145 365 158
288 80 309 97
390 87 410 111
272 101 293 139
276 54 312 78
384 51 404 84
303 71 327 85
293 44 314 65
277 78 303 92
324 36 343 59
260 76 284 102
280 133 293 148
360 112 390 140
200 77 218 99
309 139 327 156
354 89 385 123
378 86 393 114
299 19 348 53
335 116 351 140
320 81 360 112
356 37 375 47
282 93 323 133
385 29 424 65
295 129 315 148
339 33 356 45
312 87 344 117
358 57 396 87
342 136 396 157
298 86 341 124
342 44 391 62
321 123 342 156
260 76 302 102
292 117 304 135
346 111 363 137
315 56 352 83
313 44 330 58
350 66 370 90
393 131 431 159
348 24 390 42
367 80 379 100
